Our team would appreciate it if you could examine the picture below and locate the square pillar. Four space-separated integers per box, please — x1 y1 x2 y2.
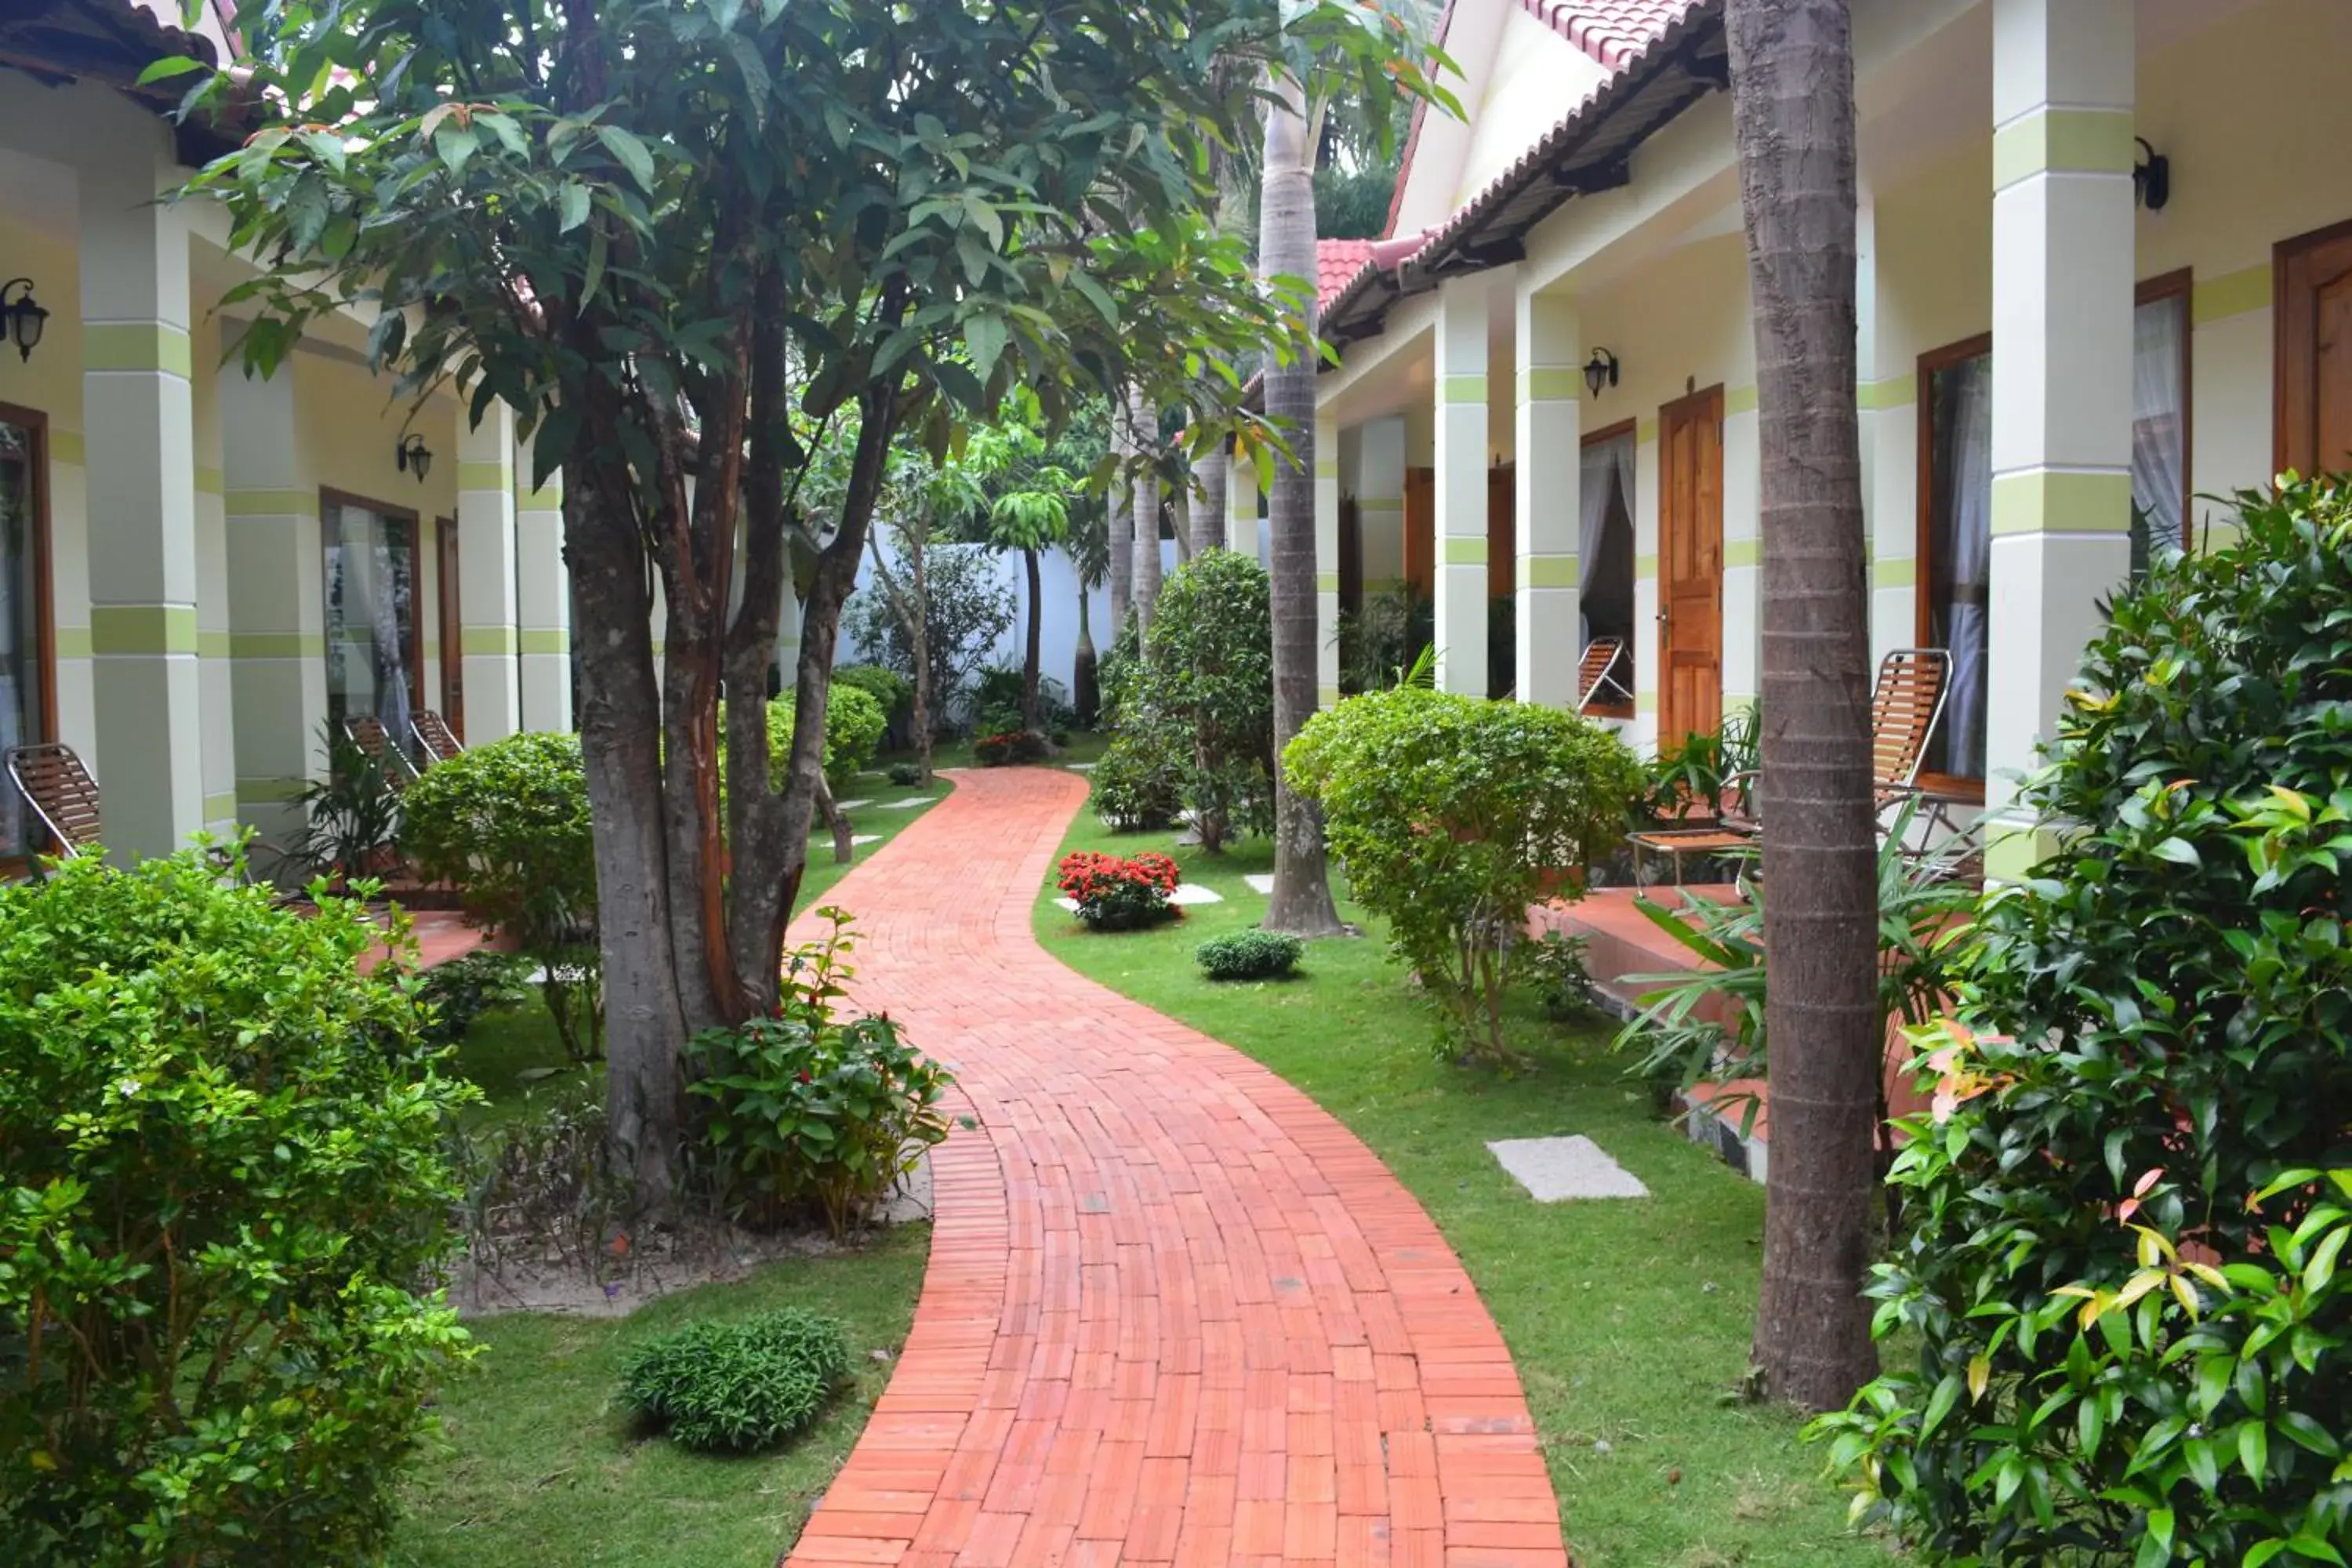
457 405 522 742
1514 289 1581 706
1987 0 2136 859
80 162 202 862
190 314 236 837
1227 445 1261 565
1314 410 1341 708
1434 275 1491 696
221 358 325 848
516 455 572 731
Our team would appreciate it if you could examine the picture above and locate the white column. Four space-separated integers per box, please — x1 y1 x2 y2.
221 356 325 848
776 586 802 694
1314 409 1342 708
1433 275 1491 696
457 405 522 742
1987 0 2136 867
190 314 236 837
1514 289 1581 706
80 161 202 862
516 453 571 731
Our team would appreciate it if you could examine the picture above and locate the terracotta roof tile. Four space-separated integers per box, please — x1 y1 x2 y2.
1519 0 1700 72
1316 238 1380 308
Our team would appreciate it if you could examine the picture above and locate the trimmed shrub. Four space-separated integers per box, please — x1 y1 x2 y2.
887 760 923 787
1196 929 1303 982
0 849 477 1565
619 1308 851 1454
833 662 913 727
685 909 953 1237
400 731 602 1062
975 729 1051 767
1132 550 1274 852
1090 728 1184 833
1056 850 1181 931
1285 687 1642 1062
812 681 889 782
1816 477 2352 1564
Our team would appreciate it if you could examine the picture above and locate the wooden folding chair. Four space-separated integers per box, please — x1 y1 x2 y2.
5 742 103 858
1575 636 1628 714
344 716 421 786
411 710 465 768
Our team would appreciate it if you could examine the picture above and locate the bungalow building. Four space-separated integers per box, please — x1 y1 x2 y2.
1312 0 2350 873
0 0 574 872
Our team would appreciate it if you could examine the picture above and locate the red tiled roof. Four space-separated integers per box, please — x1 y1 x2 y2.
1520 0 1700 72
1316 239 1379 308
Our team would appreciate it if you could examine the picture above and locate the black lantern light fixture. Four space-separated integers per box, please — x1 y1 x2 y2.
395 432 434 482
2134 138 2170 211
1582 347 1621 399
0 278 49 364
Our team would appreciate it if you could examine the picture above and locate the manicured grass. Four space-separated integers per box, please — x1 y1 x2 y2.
1033 811 1885 1568
389 1226 927 1568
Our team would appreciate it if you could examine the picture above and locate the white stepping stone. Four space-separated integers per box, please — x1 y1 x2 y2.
1054 882 1224 914
851 834 880 846
833 798 871 811
1066 762 1097 772
877 797 930 809
1243 873 1274 895
1486 1136 1650 1201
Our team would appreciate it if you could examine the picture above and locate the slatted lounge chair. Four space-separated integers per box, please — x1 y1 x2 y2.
411 710 464 767
5 742 103 858
1576 636 1628 715
344 715 422 785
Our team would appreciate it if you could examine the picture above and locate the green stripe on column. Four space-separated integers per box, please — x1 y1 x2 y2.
230 631 326 659
1723 538 1759 568
54 626 92 659
463 626 521 655
1635 691 1657 713
83 321 193 378
226 489 320 517
1317 684 1342 708
237 779 308 806
49 429 85 467
1871 556 1917 588
1991 106 2134 191
194 466 225 496
1314 572 1341 593
2191 263 2271 325
1991 470 2133 535
1724 385 1759 416
90 604 199 655
1519 366 1583 403
202 791 239 822
1443 374 1488 405
520 485 563 510
1633 553 1658 579
1859 374 1918 411
458 460 510 490
520 629 572 655
198 630 231 659
1522 555 1578 589
1636 417 1659 444
1443 536 1488 565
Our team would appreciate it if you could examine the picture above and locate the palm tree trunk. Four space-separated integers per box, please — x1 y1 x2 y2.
1729 0 1880 1413
1129 384 1163 630
1073 586 1100 728
1196 446 1229 554
1260 72 1346 938
1022 544 1044 731
1108 412 1134 631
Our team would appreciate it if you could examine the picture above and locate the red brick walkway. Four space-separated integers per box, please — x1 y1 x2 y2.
783 767 1566 1568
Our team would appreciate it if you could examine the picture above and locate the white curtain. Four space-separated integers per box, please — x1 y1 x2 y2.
1577 433 1635 650
326 503 416 751
1938 357 1993 780
2132 295 2189 555
0 423 32 856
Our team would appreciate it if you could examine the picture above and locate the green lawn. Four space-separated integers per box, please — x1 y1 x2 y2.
1033 811 1886 1568
389 1227 927 1568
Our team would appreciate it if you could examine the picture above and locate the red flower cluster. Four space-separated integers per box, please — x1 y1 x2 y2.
975 731 1033 767
1055 850 1181 929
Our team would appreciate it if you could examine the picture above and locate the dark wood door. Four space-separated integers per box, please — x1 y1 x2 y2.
1486 463 1515 601
436 517 463 740
1659 385 1724 747
1403 466 1434 596
2278 220 2352 480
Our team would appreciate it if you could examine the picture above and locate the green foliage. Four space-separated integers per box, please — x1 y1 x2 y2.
814 683 889 782
975 729 1053 767
0 849 477 1566
1090 728 1185 833
1055 850 1182 931
1314 158 1403 241
1339 589 1434 695
285 720 404 880
1131 550 1275 852
412 947 535 1051
399 732 602 1062
619 1308 851 1455
844 546 1018 729
685 910 954 1239
887 761 924 788
834 664 914 730
1097 613 1143 731
1526 929 1599 1022
1817 478 2352 1563
1195 929 1303 982
973 666 1076 738
1285 688 1642 1062
1638 704 1759 824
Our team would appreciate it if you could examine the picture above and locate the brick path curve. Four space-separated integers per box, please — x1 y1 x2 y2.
785 766 1567 1568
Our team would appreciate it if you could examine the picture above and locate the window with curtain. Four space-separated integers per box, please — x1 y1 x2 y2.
1580 426 1637 706
1921 347 1992 783
2131 286 2190 572
322 495 420 752
1 412 47 861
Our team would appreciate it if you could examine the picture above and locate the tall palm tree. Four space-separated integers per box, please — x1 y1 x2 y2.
1728 0 1880 1412
1260 71 1346 937
1128 383 1164 629
1107 402 1134 631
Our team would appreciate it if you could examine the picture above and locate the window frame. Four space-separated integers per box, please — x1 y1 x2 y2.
318 486 427 731
2135 267 2195 550
1911 332 1994 800
0 401 56 873
1581 416 1639 720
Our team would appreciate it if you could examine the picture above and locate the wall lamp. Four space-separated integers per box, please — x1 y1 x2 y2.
2134 138 2170 212
1583 347 1621 399
1 278 49 363
395 432 434 482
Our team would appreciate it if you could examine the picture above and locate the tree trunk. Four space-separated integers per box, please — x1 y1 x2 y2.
814 771 853 865
1073 587 1100 728
1259 74 1347 938
1129 385 1163 631
910 544 935 782
1729 0 1880 1413
1022 544 1044 732
1171 483 1195 568
1196 446 1229 554
1108 415 1134 631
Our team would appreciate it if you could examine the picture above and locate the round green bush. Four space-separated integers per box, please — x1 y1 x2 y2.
887 761 923 787
1196 929 1303 981
0 849 477 1564
750 683 889 784
1090 728 1184 832
1818 477 2352 1563
833 662 913 722
1134 549 1274 851
619 1308 851 1454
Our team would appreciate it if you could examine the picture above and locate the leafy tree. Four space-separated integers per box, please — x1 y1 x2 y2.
843 543 1016 757
1728 0 1882 1410
1132 549 1274 852
180 0 1439 1207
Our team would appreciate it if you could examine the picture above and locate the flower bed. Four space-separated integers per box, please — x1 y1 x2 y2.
975 730 1051 767
1055 850 1181 930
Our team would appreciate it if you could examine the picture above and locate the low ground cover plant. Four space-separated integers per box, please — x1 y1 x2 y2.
0 849 477 1565
1284 685 1641 1062
686 909 953 1237
1816 478 2352 1563
1196 929 1303 981
619 1308 852 1454
1056 849 1181 930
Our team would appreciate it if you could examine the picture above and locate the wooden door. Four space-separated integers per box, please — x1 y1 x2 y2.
1658 386 1724 747
1403 466 1434 595
436 517 463 740
1486 463 1515 601
2277 220 2352 479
